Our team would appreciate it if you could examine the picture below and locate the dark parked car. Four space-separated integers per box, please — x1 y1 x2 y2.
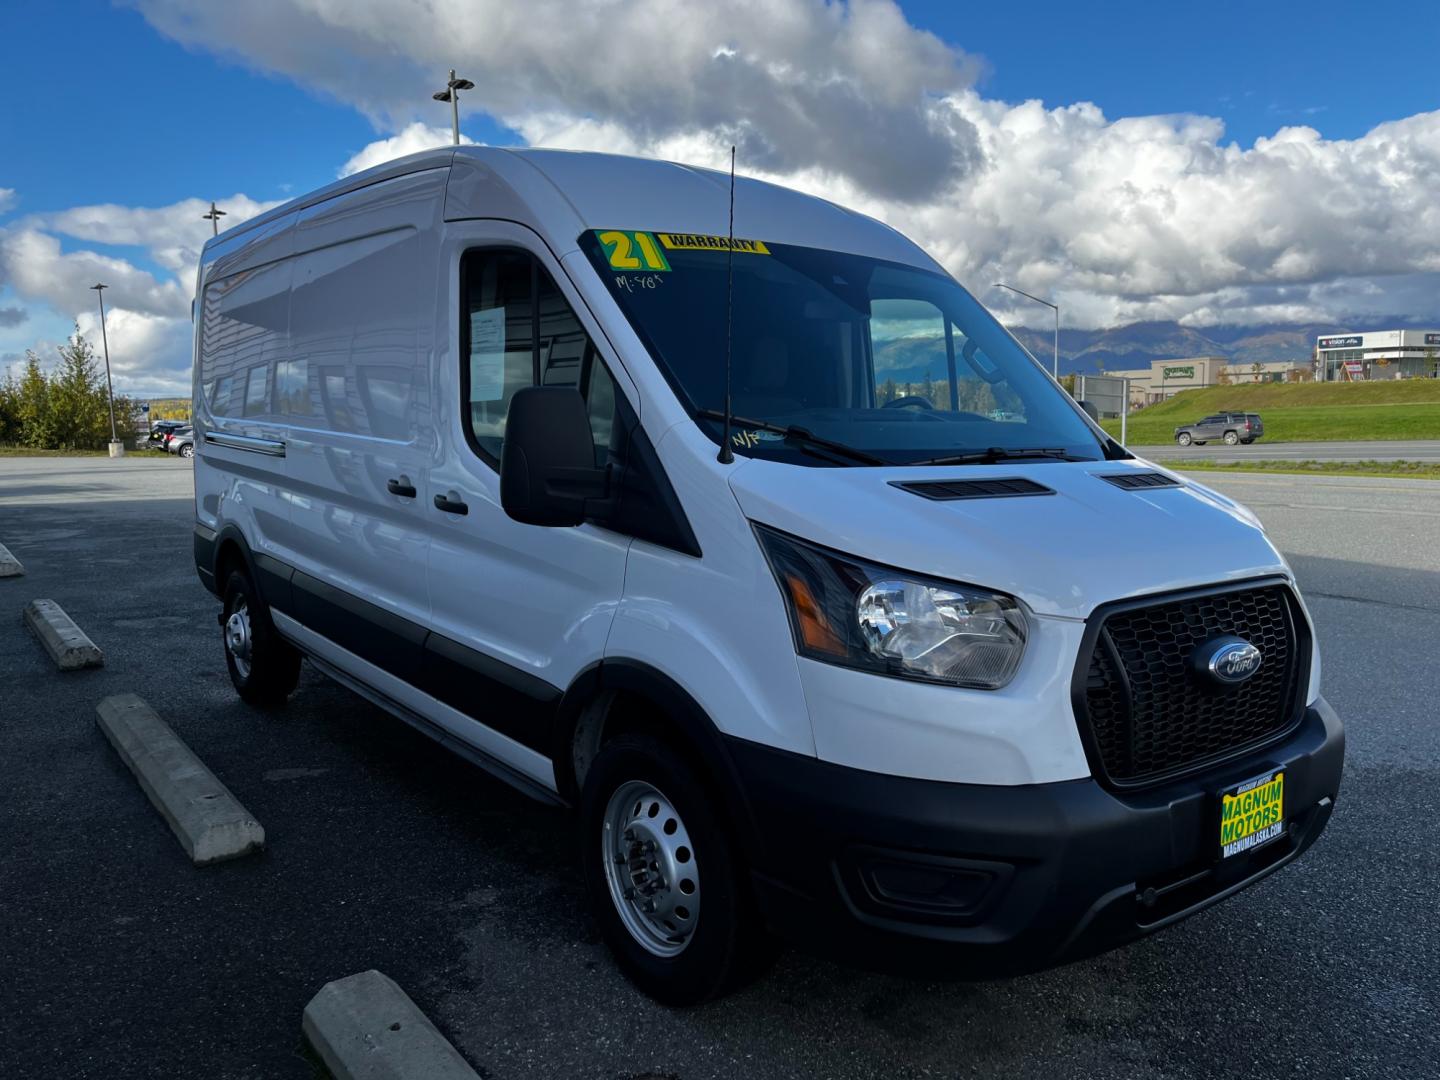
146 420 187 449
1174 412 1263 446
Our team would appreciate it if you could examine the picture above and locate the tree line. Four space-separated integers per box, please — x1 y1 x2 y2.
0 326 139 450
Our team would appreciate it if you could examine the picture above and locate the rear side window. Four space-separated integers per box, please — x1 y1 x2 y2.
462 249 618 465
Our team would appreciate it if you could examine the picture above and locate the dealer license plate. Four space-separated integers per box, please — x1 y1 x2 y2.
1218 769 1285 859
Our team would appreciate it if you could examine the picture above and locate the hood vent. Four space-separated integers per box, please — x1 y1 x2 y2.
1096 472 1181 491
891 477 1054 501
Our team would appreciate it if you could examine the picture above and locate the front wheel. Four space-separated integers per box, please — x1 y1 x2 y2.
180 443 195 459
1176 432 1193 446
222 569 301 706
580 734 773 1005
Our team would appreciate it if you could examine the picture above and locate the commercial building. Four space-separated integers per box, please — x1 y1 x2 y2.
1315 330 1440 381
1108 357 1312 408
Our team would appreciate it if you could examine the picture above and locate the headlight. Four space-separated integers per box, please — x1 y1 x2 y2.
754 524 1027 689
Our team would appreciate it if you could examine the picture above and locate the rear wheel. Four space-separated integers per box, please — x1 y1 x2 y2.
1176 432 1193 446
580 734 773 1005
1223 430 1240 445
222 569 301 706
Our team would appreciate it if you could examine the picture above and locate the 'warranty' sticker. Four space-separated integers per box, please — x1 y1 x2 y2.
657 232 771 254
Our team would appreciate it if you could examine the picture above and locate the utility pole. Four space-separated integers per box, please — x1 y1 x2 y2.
993 283 1059 379
89 283 122 458
432 69 475 146
202 201 227 236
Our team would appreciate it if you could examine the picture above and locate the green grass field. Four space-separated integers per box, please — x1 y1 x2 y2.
1101 380 1440 444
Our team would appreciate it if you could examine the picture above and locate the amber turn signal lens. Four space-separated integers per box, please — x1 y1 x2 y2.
784 573 846 656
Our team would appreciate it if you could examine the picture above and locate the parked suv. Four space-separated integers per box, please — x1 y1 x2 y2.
191 149 1340 1004
1175 412 1263 446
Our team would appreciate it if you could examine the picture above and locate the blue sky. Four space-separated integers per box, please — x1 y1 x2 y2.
2 0 1429 214
1 0 1437 392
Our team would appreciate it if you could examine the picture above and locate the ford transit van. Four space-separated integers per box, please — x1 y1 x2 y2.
192 148 1343 1004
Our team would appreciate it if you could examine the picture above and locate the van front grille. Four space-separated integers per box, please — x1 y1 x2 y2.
1078 583 1307 787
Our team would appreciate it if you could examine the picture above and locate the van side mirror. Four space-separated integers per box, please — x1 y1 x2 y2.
1078 400 1100 422
500 387 609 527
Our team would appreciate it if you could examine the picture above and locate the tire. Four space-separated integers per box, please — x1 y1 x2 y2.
180 443 194 459
1176 432 1193 446
1223 430 1239 445
580 734 773 1005
221 569 301 706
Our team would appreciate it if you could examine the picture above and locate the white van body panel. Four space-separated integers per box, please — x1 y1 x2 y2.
425 220 636 695
605 419 815 759
272 169 448 632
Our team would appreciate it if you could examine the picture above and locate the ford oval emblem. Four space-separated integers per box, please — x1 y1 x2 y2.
1206 638 1263 685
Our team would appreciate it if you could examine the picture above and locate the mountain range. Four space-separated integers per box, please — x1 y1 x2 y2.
1008 319 1436 375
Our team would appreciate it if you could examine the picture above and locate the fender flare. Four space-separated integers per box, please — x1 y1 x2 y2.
553 658 760 849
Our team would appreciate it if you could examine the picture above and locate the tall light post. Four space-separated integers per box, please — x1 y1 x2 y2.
89 283 122 457
203 201 227 236
432 69 475 146
994 283 1059 379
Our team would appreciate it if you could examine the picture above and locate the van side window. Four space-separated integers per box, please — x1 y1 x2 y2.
462 249 617 464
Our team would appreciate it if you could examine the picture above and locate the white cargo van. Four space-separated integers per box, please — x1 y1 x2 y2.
192 148 1343 1004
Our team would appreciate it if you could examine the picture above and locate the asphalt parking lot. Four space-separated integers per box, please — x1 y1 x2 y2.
2 455 1437 1080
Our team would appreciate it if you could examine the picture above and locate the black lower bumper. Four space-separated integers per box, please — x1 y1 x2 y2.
727 697 1344 978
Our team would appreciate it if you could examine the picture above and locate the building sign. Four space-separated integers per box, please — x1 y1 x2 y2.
1344 360 1365 376
1162 365 1195 379
1426 333 1440 346
1318 335 1362 349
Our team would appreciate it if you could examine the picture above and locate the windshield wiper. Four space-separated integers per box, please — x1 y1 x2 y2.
904 446 1090 467
696 409 892 466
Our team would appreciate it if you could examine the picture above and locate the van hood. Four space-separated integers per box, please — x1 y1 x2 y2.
727 459 1288 619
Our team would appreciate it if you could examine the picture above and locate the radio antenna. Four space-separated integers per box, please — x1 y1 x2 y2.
717 145 737 464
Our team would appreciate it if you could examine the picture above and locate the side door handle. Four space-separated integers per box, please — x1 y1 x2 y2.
387 476 416 498
433 492 469 516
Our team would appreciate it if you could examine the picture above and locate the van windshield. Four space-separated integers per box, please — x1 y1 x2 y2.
580 231 1107 466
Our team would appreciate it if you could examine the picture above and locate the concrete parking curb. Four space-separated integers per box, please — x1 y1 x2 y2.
96 693 264 865
0 542 23 577
303 970 480 1080
23 599 102 670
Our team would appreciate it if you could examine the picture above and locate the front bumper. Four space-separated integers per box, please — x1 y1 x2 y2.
729 696 1344 978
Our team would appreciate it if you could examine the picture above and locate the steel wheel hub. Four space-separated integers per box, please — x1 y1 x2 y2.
225 600 252 679
602 780 701 957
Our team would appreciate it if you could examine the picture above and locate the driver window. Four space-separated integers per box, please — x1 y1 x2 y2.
870 299 1025 421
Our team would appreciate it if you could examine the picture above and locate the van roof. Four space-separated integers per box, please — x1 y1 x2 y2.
204 146 943 274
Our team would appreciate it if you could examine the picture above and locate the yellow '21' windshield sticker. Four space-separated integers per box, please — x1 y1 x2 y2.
658 233 770 254
597 231 671 272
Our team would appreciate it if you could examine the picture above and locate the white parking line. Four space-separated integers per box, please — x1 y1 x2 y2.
96 693 264 865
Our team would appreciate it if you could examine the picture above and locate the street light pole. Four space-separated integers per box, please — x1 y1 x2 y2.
432 69 476 146
993 283 1059 379
90 283 122 457
202 201 227 236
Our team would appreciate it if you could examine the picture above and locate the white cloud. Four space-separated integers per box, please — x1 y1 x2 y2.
132 0 1440 329
339 122 475 177
0 193 281 391
75 307 194 395
0 188 15 213
136 0 983 201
